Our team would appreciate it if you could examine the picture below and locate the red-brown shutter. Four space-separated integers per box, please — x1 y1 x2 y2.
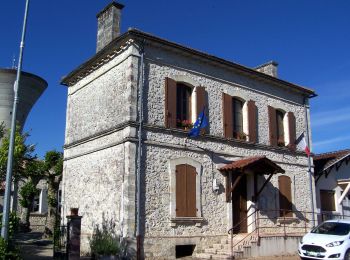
288 112 296 151
247 100 257 143
196 86 206 118
223 93 233 138
176 164 187 217
186 165 197 217
268 106 277 146
278 175 292 217
165 77 177 128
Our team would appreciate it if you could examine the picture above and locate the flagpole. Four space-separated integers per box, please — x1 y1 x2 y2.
304 97 315 227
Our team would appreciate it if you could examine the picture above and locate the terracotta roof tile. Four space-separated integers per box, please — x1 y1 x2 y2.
219 156 284 174
314 149 350 175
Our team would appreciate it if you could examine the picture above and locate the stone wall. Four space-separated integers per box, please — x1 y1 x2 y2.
62 40 314 258
29 213 47 232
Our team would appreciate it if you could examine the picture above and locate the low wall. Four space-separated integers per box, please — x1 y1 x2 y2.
251 235 302 257
29 213 47 232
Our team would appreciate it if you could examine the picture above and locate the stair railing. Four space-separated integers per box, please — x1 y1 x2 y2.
227 208 259 260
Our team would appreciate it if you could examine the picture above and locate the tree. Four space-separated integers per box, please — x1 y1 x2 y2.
42 151 63 235
0 126 35 182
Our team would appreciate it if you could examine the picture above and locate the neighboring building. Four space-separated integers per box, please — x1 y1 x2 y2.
61 2 316 259
314 149 350 219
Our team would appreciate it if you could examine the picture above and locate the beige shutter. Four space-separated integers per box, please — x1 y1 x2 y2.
268 106 277 146
223 93 233 138
247 100 257 143
165 77 177 128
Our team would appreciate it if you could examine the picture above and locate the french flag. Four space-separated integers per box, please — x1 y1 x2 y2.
295 132 311 156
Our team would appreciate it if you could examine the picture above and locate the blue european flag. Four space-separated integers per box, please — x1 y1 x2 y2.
188 108 208 138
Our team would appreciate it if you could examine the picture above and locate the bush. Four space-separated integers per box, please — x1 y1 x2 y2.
89 218 120 257
0 237 21 260
89 217 128 259
0 212 21 259
0 212 20 238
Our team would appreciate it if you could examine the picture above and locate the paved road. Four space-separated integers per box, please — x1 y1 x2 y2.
14 231 53 260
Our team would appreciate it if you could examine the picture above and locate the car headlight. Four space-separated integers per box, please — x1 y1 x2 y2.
300 238 303 245
326 241 344 247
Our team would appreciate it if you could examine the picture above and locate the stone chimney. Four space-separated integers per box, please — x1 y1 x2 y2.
96 2 124 52
255 61 278 78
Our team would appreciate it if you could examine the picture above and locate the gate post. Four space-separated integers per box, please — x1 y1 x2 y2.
67 211 82 259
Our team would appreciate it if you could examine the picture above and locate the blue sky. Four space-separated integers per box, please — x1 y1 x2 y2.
1 0 350 157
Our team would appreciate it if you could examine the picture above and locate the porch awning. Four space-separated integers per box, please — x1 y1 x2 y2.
219 156 285 175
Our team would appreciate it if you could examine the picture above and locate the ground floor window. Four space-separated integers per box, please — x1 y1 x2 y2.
320 190 336 211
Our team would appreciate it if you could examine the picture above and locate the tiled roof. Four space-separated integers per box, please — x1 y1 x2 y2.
314 149 350 175
219 156 284 174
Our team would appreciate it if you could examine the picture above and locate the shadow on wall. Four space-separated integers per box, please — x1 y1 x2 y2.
89 214 136 259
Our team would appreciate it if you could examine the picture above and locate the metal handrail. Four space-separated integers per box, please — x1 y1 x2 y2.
226 209 350 259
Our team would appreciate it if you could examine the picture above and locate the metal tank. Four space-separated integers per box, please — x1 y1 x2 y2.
0 68 47 130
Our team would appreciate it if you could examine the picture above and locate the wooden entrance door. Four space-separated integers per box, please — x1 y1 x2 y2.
231 175 247 233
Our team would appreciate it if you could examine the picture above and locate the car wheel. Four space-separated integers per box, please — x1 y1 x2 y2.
345 250 350 260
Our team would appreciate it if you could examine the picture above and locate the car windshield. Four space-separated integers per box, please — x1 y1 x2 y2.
311 222 350 236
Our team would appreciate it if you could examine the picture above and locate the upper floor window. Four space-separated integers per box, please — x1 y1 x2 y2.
276 110 285 146
233 98 244 138
268 106 296 150
176 83 192 128
223 93 257 142
165 77 207 130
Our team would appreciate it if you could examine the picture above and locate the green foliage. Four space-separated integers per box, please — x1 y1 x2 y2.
47 194 57 207
0 237 21 260
89 219 120 256
19 181 38 208
0 122 5 140
0 125 36 182
0 212 20 238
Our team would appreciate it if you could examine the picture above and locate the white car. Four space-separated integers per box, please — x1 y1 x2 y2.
298 220 350 260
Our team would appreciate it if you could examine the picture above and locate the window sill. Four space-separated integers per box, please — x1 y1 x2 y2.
170 217 204 227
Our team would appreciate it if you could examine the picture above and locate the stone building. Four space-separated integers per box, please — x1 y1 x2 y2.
61 2 317 259
314 149 350 219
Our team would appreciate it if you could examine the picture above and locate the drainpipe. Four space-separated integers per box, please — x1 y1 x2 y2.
304 94 317 227
136 40 145 260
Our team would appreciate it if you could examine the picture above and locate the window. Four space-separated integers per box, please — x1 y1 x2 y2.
276 110 285 146
176 84 192 128
320 190 336 211
165 78 206 129
233 98 244 138
176 164 197 217
223 94 257 142
268 106 296 149
169 158 203 225
278 175 293 217
31 194 40 213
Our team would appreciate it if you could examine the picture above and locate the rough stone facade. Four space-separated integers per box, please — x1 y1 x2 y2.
62 30 316 258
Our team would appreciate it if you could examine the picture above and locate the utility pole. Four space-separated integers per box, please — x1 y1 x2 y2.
1 0 30 240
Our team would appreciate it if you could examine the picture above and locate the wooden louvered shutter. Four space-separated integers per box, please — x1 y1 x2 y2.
223 93 233 138
247 100 257 143
176 164 187 217
288 112 296 151
196 86 206 117
186 165 197 217
278 175 292 217
268 106 277 146
165 77 177 128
